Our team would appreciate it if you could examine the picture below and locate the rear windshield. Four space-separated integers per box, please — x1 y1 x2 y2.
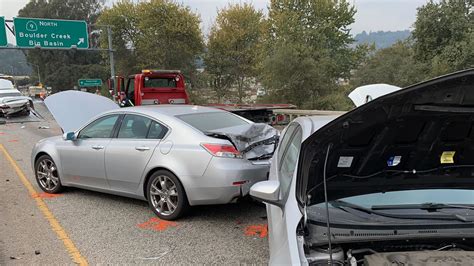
177 112 249 132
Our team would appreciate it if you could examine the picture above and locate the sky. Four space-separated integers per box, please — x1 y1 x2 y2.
1 0 428 42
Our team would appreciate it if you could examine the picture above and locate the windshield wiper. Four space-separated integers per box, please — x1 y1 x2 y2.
372 203 474 211
332 200 471 223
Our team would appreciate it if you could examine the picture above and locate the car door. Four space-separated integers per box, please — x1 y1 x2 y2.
266 123 304 264
59 114 120 189
105 114 168 194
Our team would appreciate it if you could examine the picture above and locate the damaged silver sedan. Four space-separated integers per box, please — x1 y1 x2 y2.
0 79 33 117
33 91 277 220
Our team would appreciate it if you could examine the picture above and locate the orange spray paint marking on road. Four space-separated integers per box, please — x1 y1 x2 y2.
31 192 63 199
244 224 268 238
8 139 18 142
137 217 178 232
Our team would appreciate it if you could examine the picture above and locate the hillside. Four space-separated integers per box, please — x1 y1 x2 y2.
0 44 31 75
354 30 411 49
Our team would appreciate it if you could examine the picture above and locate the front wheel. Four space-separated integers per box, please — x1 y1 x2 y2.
35 155 64 193
146 170 188 220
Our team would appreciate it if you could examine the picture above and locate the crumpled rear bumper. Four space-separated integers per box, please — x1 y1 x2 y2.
183 157 270 206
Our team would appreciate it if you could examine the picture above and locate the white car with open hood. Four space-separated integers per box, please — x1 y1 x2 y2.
251 69 474 265
0 78 33 117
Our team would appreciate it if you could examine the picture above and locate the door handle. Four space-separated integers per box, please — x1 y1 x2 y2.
92 145 105 150
135 146 150 151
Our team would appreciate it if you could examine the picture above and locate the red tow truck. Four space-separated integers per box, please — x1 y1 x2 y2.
110 69 294 124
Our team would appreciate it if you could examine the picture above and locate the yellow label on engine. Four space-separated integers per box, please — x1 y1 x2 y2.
440 151 455 164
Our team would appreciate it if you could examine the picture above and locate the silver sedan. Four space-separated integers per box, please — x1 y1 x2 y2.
32 105 270 220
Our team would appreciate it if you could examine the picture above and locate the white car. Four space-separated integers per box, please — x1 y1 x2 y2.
251 69 474 265
0 78 33 117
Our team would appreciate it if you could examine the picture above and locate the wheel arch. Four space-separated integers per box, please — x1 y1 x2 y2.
34 151 52 166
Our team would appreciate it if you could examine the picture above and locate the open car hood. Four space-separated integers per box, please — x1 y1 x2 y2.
44 90 119 132
299 69 474 206
348 84 402 107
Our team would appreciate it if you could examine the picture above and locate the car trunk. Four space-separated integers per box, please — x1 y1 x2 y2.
206 123 279 160
297 69 474 206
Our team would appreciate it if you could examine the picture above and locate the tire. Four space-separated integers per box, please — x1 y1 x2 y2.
146 170 188 220
35 155 64 193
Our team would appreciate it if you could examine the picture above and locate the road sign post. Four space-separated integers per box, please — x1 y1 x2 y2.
0 17 7 47
79 79 102 87
14 17 88 49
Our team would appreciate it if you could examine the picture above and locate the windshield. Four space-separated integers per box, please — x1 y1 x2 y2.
323 189 474 208
177 112 249 132
0 92 22 97
144 77 177 88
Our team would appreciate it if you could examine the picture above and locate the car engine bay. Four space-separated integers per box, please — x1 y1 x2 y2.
304 239 474 265
299 220 474 265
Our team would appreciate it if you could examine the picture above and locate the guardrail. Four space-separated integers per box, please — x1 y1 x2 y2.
272 109 347 125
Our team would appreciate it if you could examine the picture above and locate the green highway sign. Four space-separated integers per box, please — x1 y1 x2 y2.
0 17 7 47
14 17 89 49
79 79 102 87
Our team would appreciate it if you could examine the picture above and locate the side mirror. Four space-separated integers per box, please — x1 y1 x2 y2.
63 132 77 141
250 180 282 207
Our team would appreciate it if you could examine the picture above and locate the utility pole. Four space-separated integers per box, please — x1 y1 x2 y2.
31 63 41 84
107 26 116 96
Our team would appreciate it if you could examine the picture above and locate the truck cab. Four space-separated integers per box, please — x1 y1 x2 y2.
119 69 189 106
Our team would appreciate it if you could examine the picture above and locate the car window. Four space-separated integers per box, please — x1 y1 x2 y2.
126 78 135 104
147 121 168 139
117 114 152 139
278 126 302 197
176 112 249 132
277 124 298 164
78 115 119 139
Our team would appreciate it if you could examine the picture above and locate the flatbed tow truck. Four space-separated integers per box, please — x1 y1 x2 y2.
109 69 295 124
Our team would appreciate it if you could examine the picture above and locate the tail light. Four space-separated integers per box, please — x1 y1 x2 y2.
201 143 242 159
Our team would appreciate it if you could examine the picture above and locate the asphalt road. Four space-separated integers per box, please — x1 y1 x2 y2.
0 102 269 265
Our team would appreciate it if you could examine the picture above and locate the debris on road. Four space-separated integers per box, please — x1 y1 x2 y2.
38 126 50 129
140 249 170 260
35 250 41 255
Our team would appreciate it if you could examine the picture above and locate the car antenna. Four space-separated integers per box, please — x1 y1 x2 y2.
323 143 333 264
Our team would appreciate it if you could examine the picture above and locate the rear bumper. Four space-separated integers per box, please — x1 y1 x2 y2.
183 157 270 206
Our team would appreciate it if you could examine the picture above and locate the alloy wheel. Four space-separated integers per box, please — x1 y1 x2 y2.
150 175 179 216
36 158 60 191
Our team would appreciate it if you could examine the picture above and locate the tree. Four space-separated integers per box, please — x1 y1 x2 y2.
261 0 367 109
98 0 204 79
18 0 105 91
96 1 140 76
205 4 265 103
351 41 430 88
412 0 473 74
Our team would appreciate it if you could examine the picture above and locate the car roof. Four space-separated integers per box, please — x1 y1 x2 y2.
118 105 226 117
292 115 340 135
